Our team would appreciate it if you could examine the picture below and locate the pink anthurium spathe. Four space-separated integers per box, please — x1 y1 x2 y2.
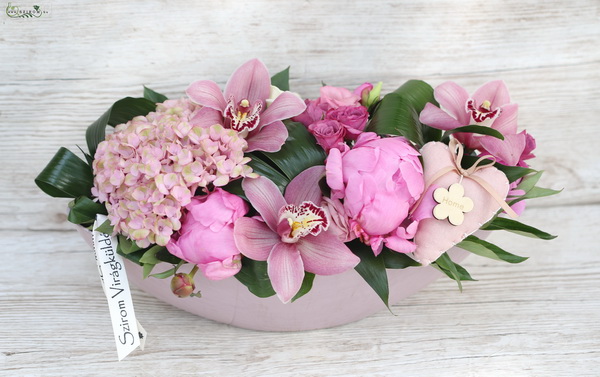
419 81 518 150
186 59 307 153
233 166 360 303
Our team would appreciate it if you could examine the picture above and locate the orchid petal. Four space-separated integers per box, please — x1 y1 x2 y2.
491 103 518 136
480 133 526 166
284 165 326 206
434 81 470 125
224 59 271 106
419 103 465 130
472 80 511 108
242 176 286 231
259 91 307 127
297 232 360 275
245 120 288 152
233 217 279 261
267 242 305 303
186 80 227 112
190 107 223 128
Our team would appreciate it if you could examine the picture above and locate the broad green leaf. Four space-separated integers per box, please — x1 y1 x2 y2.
271 66 290 91
247 154 290 193
445 125 504 140
139 245 165 264
150 267 177 279
67 196 107 225
142 263 156 279
117 248 146 266
35 147 94 198
432 253 475 291
482 217 557 240
291 272 315 302
117 234 143 255
234 258 276 298
381 247 421 269
260 121 326 181
457 235 528 264
94 219 114 234
155 247 183 264
367 80 437 146
350 240 389 308
86 97 156 157
143 86 168 103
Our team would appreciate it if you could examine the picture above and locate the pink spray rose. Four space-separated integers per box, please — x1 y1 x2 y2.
325 105 369 140
167 188 248 280
293 98 329 126
325 132 425 255
319 86 362 108
308 119 346 153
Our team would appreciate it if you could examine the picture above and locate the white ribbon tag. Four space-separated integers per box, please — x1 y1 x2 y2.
92 214 143 361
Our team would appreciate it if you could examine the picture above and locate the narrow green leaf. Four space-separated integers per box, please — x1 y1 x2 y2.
150 267 177 279
520 186 562 200
35 147 94 198
247 154 290 192
142 263 156 279
271 66 290 91
461 156 535 183
349 240 389 308
94 219 113 234
143 86 168 103
381 247 421 269
432 254 476 291
291 272 315 302
139 245 165 264
234 258 276 298
260 121 326 181
516 170 544 193
67 196 107 225
446 125 504 140
482 217 557 240
86 97 156 157
457 235 528 264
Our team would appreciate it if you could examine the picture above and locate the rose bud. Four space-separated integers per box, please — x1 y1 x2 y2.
170 272 196 298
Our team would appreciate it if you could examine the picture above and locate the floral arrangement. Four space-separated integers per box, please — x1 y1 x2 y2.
36 59 559 306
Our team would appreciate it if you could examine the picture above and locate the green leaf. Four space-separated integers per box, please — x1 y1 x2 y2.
155 247 183 264
291 272 315 302
117 248 146 266
445 125 504 140
142 263 156 279
519 186 562 200
271 66 290 91
86 97 156 157
367 80 437 146
432 253 475 291
516 170 543 192
349 240 389 308
234 258 276 298
67 196 107 225
117 234 143 255
143 86 168 103
482 217 557 240
381 247 421 269
35 147 94 198
150 267 177 279
247 154 290 192
260 121 326 181
94 219 113 234
457 235 528 264
139 245 165 264
461 156 535 183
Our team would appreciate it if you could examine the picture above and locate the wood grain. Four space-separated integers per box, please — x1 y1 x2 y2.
0 0 598 375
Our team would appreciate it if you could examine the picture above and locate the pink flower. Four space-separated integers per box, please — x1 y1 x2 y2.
321 197 355 243
419 81 518 150
186 59 306 153
167 189 248 280
308 119 346 153
479 130 536 167
293 98 329 126
233 166 360 303
325 105 369 140
353 82 373 104
320 86 361 108
325 132 425 255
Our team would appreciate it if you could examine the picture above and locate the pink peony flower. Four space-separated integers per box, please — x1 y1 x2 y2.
325 105 369 140
325 132 425 255
320 197 355 243
186 59 306 153
92 98 255 248
233 166 360 303
167 189 248 280
419 81 518 150
308 119 346 153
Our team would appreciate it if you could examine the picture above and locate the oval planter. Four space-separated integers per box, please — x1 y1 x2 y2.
77 226 470 332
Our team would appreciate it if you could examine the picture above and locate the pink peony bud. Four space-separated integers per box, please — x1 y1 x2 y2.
170 272 196 298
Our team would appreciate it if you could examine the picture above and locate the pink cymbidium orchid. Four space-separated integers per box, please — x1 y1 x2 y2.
419 81 518 150
186 59 306 153
233 166 360 303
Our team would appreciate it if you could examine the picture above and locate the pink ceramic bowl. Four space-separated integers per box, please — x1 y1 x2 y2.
77 226 470 331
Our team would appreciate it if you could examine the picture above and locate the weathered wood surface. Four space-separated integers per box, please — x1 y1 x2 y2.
0 0 598 376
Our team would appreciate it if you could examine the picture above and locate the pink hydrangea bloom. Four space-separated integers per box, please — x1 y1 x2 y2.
92 98 255 247
325 132 425 255
167 189 248 280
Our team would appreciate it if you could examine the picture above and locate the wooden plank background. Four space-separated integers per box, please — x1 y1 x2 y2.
1 1 598 375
